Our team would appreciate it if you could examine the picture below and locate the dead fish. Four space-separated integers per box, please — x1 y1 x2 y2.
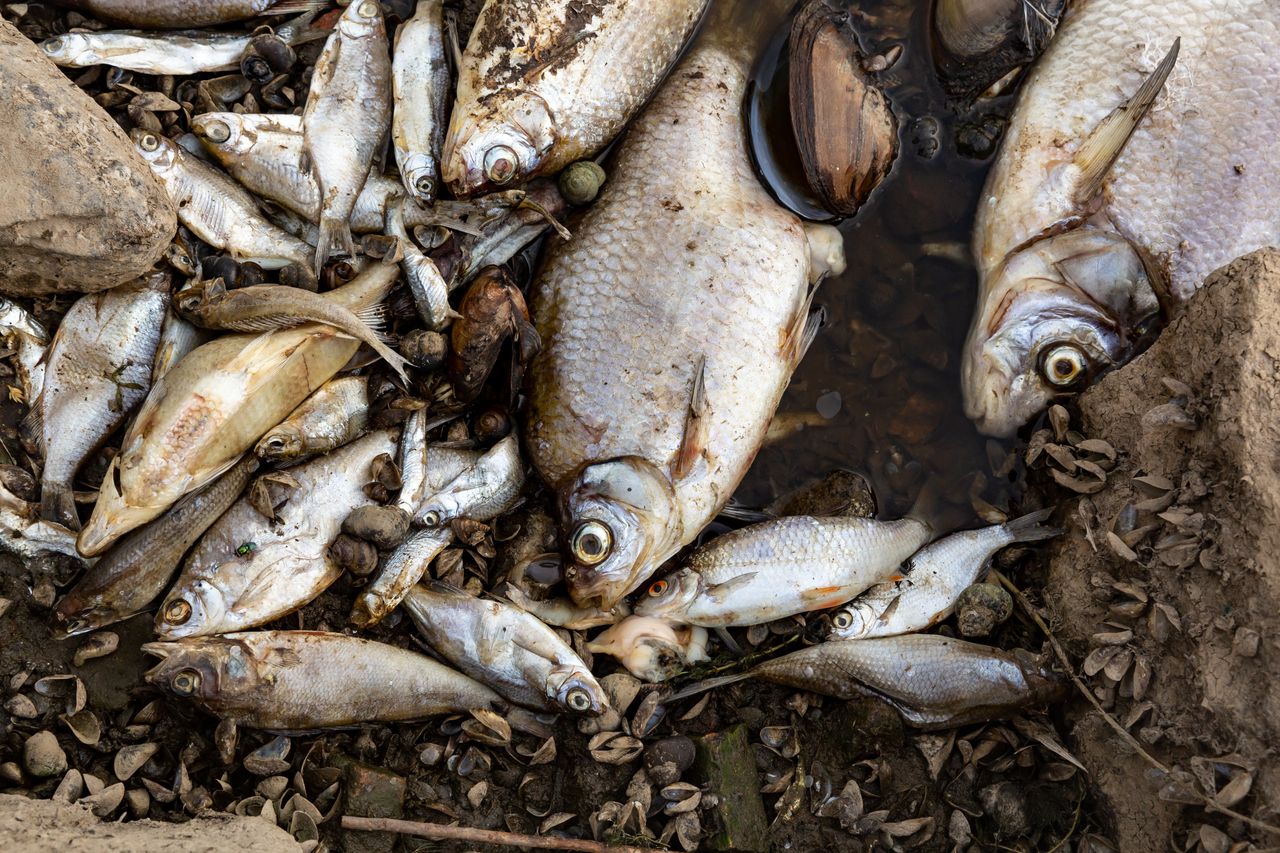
395 410 481 515
387 203 458 330
38 12 313 75
156 430 398 639
672 635 1066 729
302 0 392 271
448 266 539 402
131 130 313 271
255 375 369 462
77 264 398 557
24 274 168 531
0 480 81 561
830 509 1060 640
403 580 608 715
143 630 502 731
0 297 50 405
391 0 449 203
963 0 1280 436
414 433 524 527
504 584 628 630
587 615 709 683
442 0 709 196
440 181 570 289
176 280 411 381
527 0 846 609
192 112 408 234
350 527 453 629
634 512 932 627
51 455 259 639
151 306 210 386
54 0 326 28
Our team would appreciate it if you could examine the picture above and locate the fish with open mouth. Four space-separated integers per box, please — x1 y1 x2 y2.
143 630 502 731
441 0 710 197
527 0 845 610
962 0 1280 436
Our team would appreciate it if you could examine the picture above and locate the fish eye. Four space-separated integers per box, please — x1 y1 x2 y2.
61 617 85 635
570 520 612 566
831 609 853 629
163 598 192 625
357 1 379 17
200 119 231 144
138 133 161 152
483 145 519 185
421 509 442 527
171 668 201 696
42 37 63 53
648 580 668 598
566 688 592 712
1039 343 1088 388
414 175 435 196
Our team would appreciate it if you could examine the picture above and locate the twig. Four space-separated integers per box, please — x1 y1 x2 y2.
991 571 1280 838
340 816 655 852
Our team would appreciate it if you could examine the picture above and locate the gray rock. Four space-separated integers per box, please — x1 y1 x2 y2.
22 731 66 778
0 21 175 295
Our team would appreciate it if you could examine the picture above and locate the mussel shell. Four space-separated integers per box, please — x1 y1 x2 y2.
932 0 1066 101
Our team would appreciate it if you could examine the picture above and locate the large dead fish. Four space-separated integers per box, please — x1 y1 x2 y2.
155 430 397 639
527 0 846 609
77 263 398 557
24 273 168 530
143 631 503 731
441 0 710 196
391 0 449 203
962 0 1280 436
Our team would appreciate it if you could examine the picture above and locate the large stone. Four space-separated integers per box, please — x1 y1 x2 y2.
0 20 175 295
1042 249 1280 849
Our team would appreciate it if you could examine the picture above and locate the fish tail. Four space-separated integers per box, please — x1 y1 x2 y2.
372 339 413 383
265 0 329 16
1002 507 1062 543
665 671 754 704
40 482 80 532
315 217 355 276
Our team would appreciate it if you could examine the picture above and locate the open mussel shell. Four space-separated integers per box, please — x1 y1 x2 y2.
788 0 898 218
932 0 1067 101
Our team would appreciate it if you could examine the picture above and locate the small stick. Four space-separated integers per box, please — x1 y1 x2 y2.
340 815 654 852
992 570 1280 838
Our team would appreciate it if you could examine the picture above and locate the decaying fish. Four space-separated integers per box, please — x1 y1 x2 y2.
396 419 481 516
132 130 313 271
403 580 608 714
55 0 325 29
51 455 259 639
38 13 312 75
350 527 453 629
387 203 457 330
414 433 525 527
143 630 502 730
672 635 1066 729
830 509 1059 640
176 280 411 381
440 181 569 289
963 0 1280 436
151 307 209 385
504 583 628 630
391 0 449 203
302 0 392 271
78 264 398 557
587 615 709 683
255 375 369 462
527 0 845 609
442 0 709 196
24 274 168 531
634 512 932 627
0 480 81 561
0 297 50 405
156 430 397 639
448 266 539 402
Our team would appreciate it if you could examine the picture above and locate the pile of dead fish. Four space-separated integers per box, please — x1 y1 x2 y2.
0 0 1115 765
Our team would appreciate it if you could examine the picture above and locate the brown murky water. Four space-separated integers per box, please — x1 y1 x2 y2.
736 0 1019 522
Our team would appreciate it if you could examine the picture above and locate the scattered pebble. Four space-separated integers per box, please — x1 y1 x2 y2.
23 730 67 778
73 631 119 666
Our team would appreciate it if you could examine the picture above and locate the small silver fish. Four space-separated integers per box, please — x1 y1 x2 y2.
151 306 210 386
0 297 50 405
587 615 709 683
0 480 81 561
388 202 458 330
350 527 452 629
255 375 369 462
414 433 524 527
391 0 449 203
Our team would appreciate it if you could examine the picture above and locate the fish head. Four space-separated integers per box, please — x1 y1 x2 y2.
545 664 609 716
399 153 438 204
962 228 1161 437
191 113 255 158
337 0 386 38
561 458 681 610
826 601 876 640
154 578 227 640
130 128 178 173
50 587 124 640
633 569 702 621
38 34 98 66
142 640 228 704
442 92 556 197
587 616 700 683
255 427 306 461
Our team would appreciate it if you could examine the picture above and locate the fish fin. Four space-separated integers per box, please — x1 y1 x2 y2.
874 592 902 626
904 476 946 538
514 316 541 364
40 483 80 532
354 304 389 336
368 340 413 384
518 197 572 241
420 578 465 596
665 671 753 704
800 585 848 608
262 0 328 14
1002 507 1063 543
706 572 757 603
18 396 41 445
783 291 825 369
445 8 464 70
1071 38 1180 205
314 218 355 276
223 331 287 380
672 355 708 481
717 500 771 523
222 315 301 333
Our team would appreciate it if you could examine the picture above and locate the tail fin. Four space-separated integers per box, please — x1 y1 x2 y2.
905 476 947 537
40 483 80 532
1002 507 1062 543
665 671 754 704
315 217 356 277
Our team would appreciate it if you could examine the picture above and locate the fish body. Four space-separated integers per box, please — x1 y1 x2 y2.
77 264 398 557
388 203 456 329
587 615 708 683
156 430 398 639
527 9 843 609
831 509 1060 640
27 274 168 530
963 0 1280 436
0 297 50 405
0 481 80 561
255 375 369 462
57 0 322 28
131 130 312 270
504 585 628 630
151 307 209 385
302 0 392 270
634 515 931 627
51 455 258 639
143 630 503 730
391 0 449 203
350 527 452 628
414 433 524 527
395 419 481 515
442 0 709 196
403 581 607 714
